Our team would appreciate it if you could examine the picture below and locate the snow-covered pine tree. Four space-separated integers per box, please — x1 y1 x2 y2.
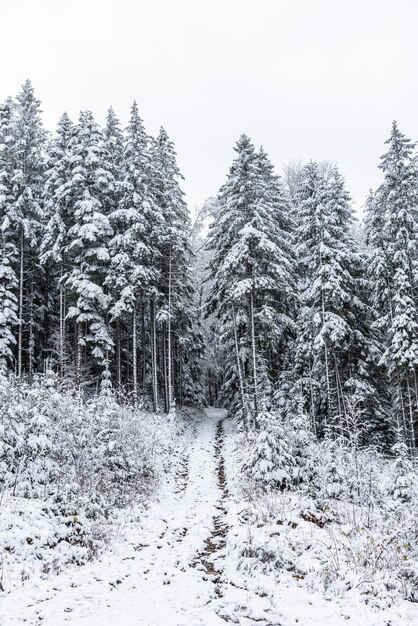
294 163 383 439
294 163 332 431
328 169 389 445
206 136 296 429
207 136 255 427
363 189 394 445
255 148 296 413
41 112 76 375
390 439 415 503
367 122 418 451
102 106 125 391
389 267 418 448
103 107 124 185
286 394 316 486
107 102 159 404
152 127 204 411
64 110 114 380
364 189 391 330
102 106 124 229
243 408 295 490
191 199 223 406
0 98 19 370
10 81 47 377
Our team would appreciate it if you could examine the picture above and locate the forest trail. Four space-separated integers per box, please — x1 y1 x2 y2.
0 408 233 626
5 409 417 626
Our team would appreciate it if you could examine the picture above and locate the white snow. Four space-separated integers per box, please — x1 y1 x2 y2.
1 408 418 626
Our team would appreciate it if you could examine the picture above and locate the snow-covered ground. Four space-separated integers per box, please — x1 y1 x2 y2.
1 408 418 625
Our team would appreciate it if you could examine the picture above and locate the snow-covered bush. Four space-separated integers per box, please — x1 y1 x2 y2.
0 372 162 508
286 401 317 488
231 408 418 608
390 441 415 503
243 410 295 491
0 372 176 589
315 437 347 501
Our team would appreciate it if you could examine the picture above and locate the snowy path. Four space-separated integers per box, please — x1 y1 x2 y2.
3 409 418 626
0 408 230 626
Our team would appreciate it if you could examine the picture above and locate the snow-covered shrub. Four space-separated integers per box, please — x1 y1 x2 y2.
0 372 175 588
0 373 60 498
286 400 317 488
230 398 418 609
243 410 295 491
314 437 346 501
235 526 286 576
390 441 415 503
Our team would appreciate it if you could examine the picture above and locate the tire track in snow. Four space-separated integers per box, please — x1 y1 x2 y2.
193 417 230 589
1 410 232 625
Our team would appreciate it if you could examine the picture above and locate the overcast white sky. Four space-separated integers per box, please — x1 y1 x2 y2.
1 0 418 214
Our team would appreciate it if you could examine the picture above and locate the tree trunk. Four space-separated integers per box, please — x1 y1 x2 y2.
28 275 34 381
334 355 346 437
396 367 408 444
308 359 317 437
18 232 24 377
150 298 159 412
319 245 333 432
178 347 183 407
167 244 173 410
250 290 259 430
76 322 82 387
406 373 415 453
59 266 65 377
141 297 147 392
232 305 249 432
132 304 138 408
116 319 121 389
414 369 418 449
321 299 332 431
162 322 169 413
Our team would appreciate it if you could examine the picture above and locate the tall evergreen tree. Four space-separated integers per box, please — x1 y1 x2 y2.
102 107 124 215
107 102 159 403
0 98 19 370
65 110 114 378
11 80 46 376
41 112 75 373
294 163 384 440
152 127 204 411
206 135 295 429
366 122 418 450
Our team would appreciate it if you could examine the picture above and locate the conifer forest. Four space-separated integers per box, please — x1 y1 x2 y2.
2 81 418 625
1 80 417 449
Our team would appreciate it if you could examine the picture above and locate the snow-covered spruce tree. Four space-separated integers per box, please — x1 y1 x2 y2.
40 112 76 375
151 127 205 412
293 163 383 440
10 81 47 377
329 171 390 445
103 107 124 190
107 102 160 404
205 135 255 427
286 394 316 486
389 266 418 448
363 189 391 332
64 110 114 381
255 148 297 412
0 98 19 371
206 136 296 430
243 408 295 490
0 234 19 373
366 122 418 451
191 199 223 406
390 439 415 504
363 189 394 445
